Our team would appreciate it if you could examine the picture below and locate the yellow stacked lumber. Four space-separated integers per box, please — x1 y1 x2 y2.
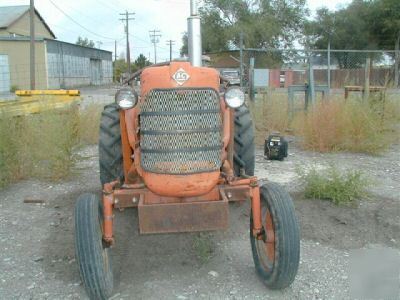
0 90 81 116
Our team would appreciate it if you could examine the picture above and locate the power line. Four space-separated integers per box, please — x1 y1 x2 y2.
48 0 115 40
119 11 135 74
149 30 162 63
96 0 120 13
51 0 116 28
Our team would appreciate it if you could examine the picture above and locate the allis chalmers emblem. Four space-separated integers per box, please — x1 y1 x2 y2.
172 68 190 85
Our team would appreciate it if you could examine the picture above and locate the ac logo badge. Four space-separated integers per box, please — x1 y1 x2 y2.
172 68 190 85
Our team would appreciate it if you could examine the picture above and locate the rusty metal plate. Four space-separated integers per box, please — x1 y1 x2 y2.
138 198 229 234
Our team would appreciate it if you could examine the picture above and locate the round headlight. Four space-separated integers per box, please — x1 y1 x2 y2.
115 88 138 110
225 87 245 108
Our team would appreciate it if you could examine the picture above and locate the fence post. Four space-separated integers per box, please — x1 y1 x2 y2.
249 57 255 101
327 40 331 94
395 34 399 88
239 32 244 89
363 57 370 102
308 56 315 106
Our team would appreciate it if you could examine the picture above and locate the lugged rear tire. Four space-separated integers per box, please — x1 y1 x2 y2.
75 193 114 300
234 105 255 176
250 182 300 289
99 104 123 185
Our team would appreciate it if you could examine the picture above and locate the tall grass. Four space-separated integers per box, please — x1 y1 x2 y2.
292 97 399 154
0 107 79 187
251 91 400 154
249 92 289 144
0 103 103 188
78 103 103 145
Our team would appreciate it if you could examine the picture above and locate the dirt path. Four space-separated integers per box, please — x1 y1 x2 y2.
0 143 399 299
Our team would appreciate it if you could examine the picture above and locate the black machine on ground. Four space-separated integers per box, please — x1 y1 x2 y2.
264 133 288 161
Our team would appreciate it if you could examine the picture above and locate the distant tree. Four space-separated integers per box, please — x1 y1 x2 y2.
368 0 400 50
303 1 378 68
113 54 151 82
181 0 308 55
76 36 95 48
180 32 189 57
113 58 128 82
134 54 152 69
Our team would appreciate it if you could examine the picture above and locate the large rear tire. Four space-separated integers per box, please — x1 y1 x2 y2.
250 182 300 289
99 104 123 185
234 106 255 176
75 193 114 300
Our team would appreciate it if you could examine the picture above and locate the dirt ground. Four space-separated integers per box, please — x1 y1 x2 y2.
0 139 399 299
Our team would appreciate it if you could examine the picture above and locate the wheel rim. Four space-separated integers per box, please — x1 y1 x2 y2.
255 206 275 271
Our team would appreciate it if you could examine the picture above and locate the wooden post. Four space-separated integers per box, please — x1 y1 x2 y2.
363 57 370 102
308 57 315 106
239 32 244 88
395 34 399 88
249 57 255 101
327 39 331 94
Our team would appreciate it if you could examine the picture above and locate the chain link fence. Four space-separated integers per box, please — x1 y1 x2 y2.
240 49 399 90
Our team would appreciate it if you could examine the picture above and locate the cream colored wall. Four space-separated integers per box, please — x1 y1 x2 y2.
0 29 11 37
1 11 54 39
0 40 48 89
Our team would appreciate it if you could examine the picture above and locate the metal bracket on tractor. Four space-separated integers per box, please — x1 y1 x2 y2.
102 178 261 237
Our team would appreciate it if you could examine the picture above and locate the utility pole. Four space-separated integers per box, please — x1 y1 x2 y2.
119 11 135 74
166 40 175 61
30 0 35 90
149 30 161 64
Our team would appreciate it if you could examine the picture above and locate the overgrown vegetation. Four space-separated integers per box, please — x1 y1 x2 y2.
292 96 400 154
249 93 289 144
0 104 103 188
78 103 103 145
298 165 370 205
251 92 400 154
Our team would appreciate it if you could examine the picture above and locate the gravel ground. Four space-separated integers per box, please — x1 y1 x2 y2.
0 141 399 299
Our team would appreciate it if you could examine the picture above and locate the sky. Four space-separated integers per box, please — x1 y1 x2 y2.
1 0 352 63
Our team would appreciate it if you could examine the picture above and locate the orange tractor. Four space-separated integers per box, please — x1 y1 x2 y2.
74 2 299 299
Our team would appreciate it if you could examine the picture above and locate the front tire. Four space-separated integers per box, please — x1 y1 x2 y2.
250 182 300 289
99 104 124 185
75 193 114 300
234 106 255 176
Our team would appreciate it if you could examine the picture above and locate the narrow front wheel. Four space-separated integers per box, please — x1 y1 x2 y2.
75 193 114 299
250 182 300 289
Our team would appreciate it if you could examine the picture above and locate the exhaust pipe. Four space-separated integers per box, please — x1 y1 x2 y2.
188 0 202 67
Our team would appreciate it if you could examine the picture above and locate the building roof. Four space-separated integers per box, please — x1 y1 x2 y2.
207 51 240 68
0 5 56 39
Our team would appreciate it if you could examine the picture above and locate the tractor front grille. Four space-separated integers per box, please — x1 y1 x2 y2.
140 88 222 174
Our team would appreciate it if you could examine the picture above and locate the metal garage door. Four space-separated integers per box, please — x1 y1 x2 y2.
0 55 11 93
90 58 101 85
